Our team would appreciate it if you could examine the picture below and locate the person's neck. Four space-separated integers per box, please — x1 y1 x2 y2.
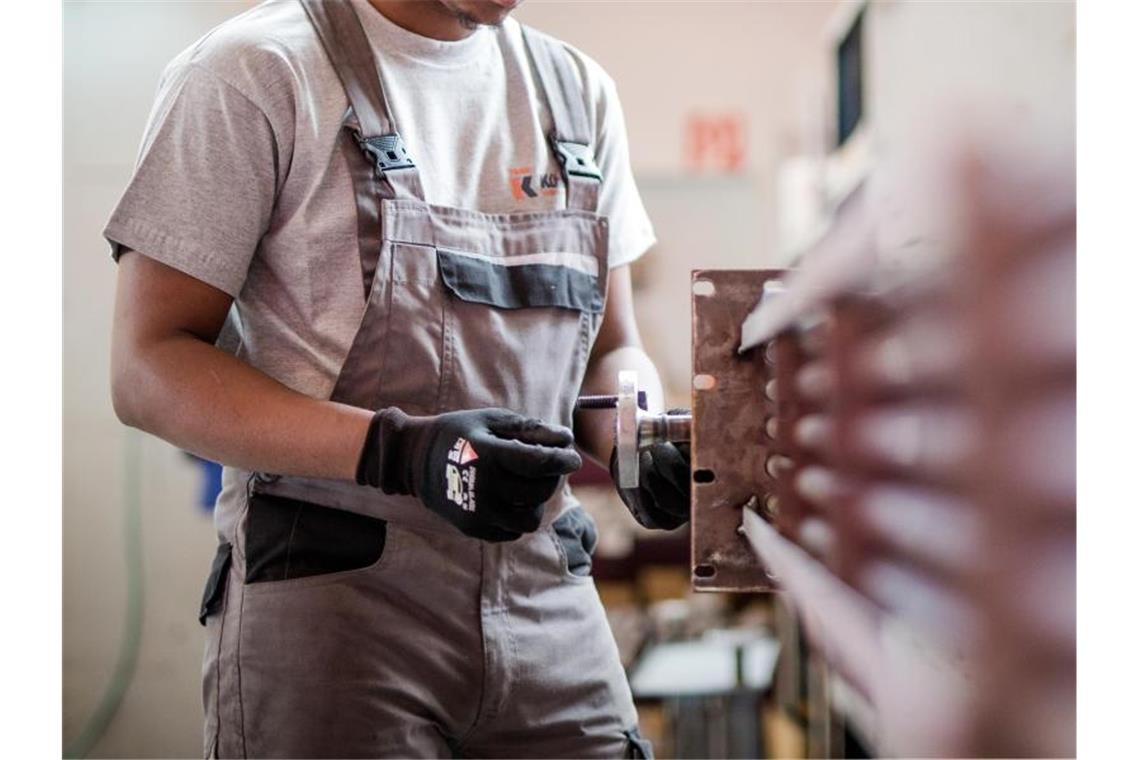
366 0 476 43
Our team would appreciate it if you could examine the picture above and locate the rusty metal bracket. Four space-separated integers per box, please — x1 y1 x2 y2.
691 269 786 592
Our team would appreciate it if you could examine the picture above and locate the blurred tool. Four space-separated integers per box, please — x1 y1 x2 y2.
577 371 692 489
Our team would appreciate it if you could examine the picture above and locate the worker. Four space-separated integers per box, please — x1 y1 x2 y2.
106 0 690 756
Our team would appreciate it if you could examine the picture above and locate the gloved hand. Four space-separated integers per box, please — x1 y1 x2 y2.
611 410 692 530
356 407 582 542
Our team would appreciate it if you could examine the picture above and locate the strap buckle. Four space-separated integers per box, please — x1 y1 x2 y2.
554 140 602 182
360 134 416 173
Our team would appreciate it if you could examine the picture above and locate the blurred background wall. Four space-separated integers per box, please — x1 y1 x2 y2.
63 1 1072 757
65 4 255 757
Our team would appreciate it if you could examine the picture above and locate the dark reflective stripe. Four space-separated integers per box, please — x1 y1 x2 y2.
438 249 603 314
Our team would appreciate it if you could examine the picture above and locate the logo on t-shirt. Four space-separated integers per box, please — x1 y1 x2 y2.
509 166 560 200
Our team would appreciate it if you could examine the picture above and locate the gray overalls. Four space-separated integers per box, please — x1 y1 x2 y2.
197 1 649 757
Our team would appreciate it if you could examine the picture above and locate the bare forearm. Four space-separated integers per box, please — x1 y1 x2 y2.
113 334 371 479
574 345 664 467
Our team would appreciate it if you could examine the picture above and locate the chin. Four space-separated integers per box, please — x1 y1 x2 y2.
446 0 522 27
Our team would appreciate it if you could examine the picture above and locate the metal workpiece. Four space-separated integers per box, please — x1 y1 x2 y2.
738 193 878 353
578 371 691 489
739 507 882 695
615 371 640 489
739 505 977 759
690 269 786 593
722 136 1074 757
636 413 692 448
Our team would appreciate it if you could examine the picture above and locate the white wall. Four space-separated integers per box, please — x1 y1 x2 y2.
861 0 1075 262
868 0 1074 156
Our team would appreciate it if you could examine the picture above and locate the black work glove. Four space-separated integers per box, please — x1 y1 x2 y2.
611 410 692 530
356 407 582 542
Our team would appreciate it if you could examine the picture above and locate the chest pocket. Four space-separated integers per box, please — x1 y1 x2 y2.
437 248 604 423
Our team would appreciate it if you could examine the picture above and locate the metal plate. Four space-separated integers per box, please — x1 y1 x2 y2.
691 269 785 592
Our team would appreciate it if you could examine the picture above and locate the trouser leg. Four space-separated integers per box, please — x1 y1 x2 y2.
201 498 648 758
205 514 483 758
457 509 651 759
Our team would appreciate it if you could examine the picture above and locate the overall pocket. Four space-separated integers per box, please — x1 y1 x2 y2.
198 542 232 625
436 247 604 417
244 492 388 585
372 241 447 414
550 506 599 579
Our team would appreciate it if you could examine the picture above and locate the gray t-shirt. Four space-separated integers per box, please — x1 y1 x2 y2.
104 0 655 405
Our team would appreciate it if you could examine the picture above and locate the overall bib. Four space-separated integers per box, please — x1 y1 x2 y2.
197 1 649 757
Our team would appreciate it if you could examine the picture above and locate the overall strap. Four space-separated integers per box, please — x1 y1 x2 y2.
300 0 424 203
300 0 424 301
521 26 602 213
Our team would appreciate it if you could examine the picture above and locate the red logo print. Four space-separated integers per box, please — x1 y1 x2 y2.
509 166 560 200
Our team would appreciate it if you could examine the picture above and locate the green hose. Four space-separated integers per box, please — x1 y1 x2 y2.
65 429 145 759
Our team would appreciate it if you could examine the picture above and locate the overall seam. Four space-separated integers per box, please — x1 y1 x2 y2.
384 199 602 228
471 609 511 732
236 582 250 758
579 311 590 374
498 549 523 726
455 542 492 748
209 564 230 758
437 291 454 412
368 245 398 410
235 482 252 758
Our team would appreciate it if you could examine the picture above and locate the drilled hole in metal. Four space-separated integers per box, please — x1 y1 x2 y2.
693 374 717 391
694 564 717 578
692 280 716 297
693 469 716 484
